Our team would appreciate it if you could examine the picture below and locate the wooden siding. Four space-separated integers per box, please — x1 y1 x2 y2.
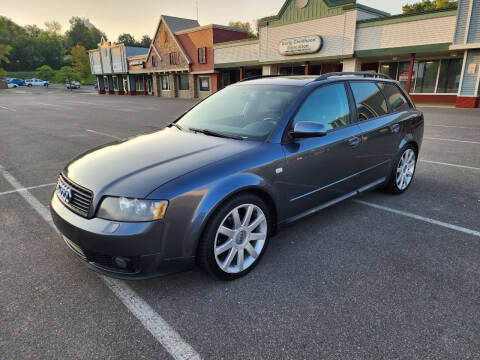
259 12 356 63
460 49 480 96
214 42 259 65
355 16 456 51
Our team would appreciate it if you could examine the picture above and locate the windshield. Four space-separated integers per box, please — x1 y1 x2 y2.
177 84 302 140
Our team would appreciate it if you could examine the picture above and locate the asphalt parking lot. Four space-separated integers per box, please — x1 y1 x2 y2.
1 86 479 359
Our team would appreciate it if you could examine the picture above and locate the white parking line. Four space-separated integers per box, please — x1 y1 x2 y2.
428 124 480 130
353 199 480 238
0 105 16 111
86 129 122 140
420 160 480 171
424 137 480 145
0 164 202 360
0 182 56 197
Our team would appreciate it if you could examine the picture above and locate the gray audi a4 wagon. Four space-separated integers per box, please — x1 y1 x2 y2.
51 72 424 280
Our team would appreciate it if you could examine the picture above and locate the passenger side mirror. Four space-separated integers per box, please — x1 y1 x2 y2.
290 121 328 138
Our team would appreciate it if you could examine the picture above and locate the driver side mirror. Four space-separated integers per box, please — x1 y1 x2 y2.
290 121 328 138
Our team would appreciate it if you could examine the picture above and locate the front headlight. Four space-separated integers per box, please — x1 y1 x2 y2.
97 197 168 222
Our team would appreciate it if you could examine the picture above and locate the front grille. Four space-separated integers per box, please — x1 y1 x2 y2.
56 174 93 218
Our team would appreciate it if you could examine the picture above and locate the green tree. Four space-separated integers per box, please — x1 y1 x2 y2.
0 43 11 78
228 21 258 39
117 33 136 46
56 65 78 87
139 35 152 48
65 17 106 50
402 0 458 13
71 45 91 83
44 20 62 36
36 64 56 80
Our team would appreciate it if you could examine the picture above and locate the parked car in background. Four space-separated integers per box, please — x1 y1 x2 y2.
8 78 25 86
51 72 424 281
7 82 18 88
66 81 81 89
25 78 49 87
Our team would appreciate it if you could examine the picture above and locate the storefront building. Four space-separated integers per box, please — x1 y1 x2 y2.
89 37 149 95
142 15 248 99
214 0 480 107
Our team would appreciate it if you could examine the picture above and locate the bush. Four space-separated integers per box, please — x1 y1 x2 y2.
35 65 56 81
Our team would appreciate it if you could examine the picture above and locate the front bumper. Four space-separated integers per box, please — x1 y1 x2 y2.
50 193 194 279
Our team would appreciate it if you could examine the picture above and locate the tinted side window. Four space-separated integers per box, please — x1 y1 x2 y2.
293 83 351 131
350 82 388 121
378 83 411 112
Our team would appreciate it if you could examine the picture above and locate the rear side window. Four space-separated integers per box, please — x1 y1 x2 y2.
350 82 388 121
378 83 411 112
293 83 351 131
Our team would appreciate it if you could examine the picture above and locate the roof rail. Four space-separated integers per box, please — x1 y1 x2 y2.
315 72 392 81
240 74 291 82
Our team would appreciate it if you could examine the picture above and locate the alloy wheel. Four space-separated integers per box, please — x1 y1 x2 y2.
214 204 267 274
396 148 416 191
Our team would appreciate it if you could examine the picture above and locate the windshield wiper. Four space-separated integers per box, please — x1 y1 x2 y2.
169 122 183 131
189 128 244 140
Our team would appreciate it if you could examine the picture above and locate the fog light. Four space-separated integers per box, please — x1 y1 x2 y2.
114 256 129 269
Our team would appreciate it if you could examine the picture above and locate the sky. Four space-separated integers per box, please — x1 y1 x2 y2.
1 0 408 41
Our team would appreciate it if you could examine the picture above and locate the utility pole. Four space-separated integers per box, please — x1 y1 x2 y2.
196 0 199 21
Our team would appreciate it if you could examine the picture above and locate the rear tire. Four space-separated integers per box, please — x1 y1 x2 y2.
384 144 417 194
197 193 271 280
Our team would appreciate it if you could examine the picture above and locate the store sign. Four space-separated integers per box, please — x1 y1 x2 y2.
467 63 477 75
399 71 415 82
130 60 144 68
279 35 323 56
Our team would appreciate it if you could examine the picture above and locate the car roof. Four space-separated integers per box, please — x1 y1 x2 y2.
234 74 398 87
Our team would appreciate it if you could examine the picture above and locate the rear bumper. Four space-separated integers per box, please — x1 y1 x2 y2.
50 193 194 279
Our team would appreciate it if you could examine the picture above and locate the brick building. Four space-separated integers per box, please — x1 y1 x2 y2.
143 15 247 99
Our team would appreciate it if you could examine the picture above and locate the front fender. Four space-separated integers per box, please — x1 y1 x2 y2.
184 172 278 258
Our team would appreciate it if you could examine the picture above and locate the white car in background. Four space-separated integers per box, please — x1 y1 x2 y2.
65 81 81 89
7 82 18 88
25 78 49 87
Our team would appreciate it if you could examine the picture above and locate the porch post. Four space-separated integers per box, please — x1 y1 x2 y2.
406 53 415 94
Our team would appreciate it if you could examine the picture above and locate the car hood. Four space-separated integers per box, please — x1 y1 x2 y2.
63 126 259 200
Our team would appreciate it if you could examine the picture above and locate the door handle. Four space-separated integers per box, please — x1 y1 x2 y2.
391 123 401 133
347 136 361 147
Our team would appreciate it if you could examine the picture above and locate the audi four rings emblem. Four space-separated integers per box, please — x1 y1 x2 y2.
57 183 73 203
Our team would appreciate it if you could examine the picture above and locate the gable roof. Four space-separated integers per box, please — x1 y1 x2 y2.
162 15 200 33
259 0 388 27
147 15 197 65
125 47 149 57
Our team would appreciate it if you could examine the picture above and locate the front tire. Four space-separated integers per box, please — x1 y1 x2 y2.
384 144 417 194
198 193 271 280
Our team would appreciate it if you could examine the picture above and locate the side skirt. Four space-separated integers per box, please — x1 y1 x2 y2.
280 177 386 226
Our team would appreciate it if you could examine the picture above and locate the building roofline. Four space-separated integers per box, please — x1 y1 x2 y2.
357 7 457 28
175 24 248 35
214 38 259 49
258 0 389 27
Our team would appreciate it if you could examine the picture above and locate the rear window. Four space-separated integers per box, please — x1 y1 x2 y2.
378 83 411 112
350 82 388 121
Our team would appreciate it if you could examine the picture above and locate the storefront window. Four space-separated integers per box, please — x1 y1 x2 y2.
437 58 463 93
199 77 210 92
136 76 144 91
413 60 440 93
113 76 119 91
178 74 190 91
279 66 305 75
380 63 398 80
161 76 169 90
397 62 411 90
